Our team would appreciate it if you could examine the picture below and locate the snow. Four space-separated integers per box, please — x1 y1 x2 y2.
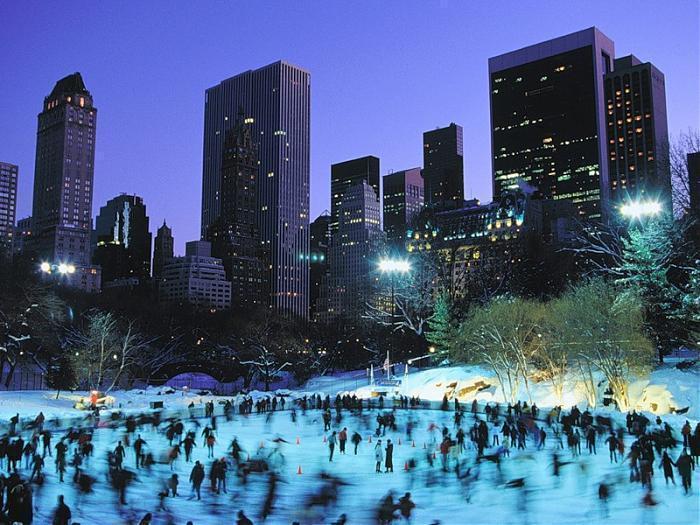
0 363 696 524
321 363 700 421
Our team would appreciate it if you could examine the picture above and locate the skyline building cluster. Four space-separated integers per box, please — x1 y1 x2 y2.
3 26 692 317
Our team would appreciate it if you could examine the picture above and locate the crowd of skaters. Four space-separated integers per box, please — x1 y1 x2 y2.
0 388 694 524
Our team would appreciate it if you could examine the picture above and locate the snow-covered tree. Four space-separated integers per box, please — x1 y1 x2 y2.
0 284 66 387
571 214 699 361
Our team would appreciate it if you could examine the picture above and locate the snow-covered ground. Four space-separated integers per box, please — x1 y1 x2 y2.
0 363 696 524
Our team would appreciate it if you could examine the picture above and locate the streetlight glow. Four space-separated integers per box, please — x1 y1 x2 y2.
378 258 411 273
620 200 662 219
57 263 69 274
40 262 51 273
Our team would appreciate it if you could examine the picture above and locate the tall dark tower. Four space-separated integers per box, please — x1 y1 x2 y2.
30 73 97 266
383 167 424 246
0 162 18 258
604 55 670 205
208 109 266 308
489 27 614 220
93 194 152 284
309 212 331 316
423 123 464 209
202 61 310 318
330 156 380 234
152 220 174 283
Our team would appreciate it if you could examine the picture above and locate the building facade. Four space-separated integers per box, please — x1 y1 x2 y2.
330 156 380 233
407 190 573 298
152 220 174 283
159 241 232 309
0 162 18 257
93 194 151 285
689 152 700 214
317 181 384 322
604 55 670 206
30 73 97 273
207 109 266 309
489 27 615 220
423 124 464 209
383 167 424 247
309 212 331 316
13 216 32 256
202 61 310 317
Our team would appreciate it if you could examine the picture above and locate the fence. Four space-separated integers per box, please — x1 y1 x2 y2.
0 366 47 391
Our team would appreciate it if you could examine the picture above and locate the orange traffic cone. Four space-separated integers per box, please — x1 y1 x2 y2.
368 435 372 443
398 438 402 446
296 437 300 445
412 440 416 448
323 435 327 443
432 452 436 460
423 443 426 449
297 465 302 475
260 441 265 449
404 461 409 471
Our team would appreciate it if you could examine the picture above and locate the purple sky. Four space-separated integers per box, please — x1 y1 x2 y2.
2 1 698 254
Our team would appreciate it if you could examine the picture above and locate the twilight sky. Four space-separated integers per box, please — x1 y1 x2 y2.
2 1 698 254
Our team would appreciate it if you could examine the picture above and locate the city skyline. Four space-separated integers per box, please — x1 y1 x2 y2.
2 2 698 254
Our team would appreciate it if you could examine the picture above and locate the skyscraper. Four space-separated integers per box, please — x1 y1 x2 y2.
30 73 97 267
0 162 18 257
423 124 464 209
383 167 424 247
309 212 331 316
152 220 174 283
330 156 380 233
93 194 152 285
207 109 265 308
489 27 614 219
317 181 384 322
202 61 310 317
604 55 670 205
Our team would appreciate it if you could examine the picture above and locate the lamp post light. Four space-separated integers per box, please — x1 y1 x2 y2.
619 199 662 220
378 258 411 320
39 261 76 283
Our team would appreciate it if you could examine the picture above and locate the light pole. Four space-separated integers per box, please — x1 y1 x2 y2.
378 258 411 320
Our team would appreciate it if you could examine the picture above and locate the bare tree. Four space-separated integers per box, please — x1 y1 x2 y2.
660 129 700 215
66 311 151 392
227 313 302 391
553 280 654 410
364 252 437 335
454 296 544 404
136 333 186 385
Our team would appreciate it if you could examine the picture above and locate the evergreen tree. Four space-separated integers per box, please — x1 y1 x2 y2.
46 355 77 399
426 293 453 352
616 216 698 360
